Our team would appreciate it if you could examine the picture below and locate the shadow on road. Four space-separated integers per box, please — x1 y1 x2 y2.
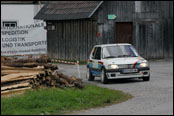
90 78 144 84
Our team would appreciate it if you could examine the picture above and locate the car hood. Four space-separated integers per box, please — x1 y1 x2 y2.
103 56 147 65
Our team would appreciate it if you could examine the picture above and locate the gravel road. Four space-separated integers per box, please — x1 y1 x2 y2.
56 58 173 115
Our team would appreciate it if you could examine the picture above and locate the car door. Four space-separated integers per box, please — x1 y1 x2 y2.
92 47 102 70
88 47 97 69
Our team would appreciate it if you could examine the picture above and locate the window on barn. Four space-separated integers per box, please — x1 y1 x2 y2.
3 21 17 28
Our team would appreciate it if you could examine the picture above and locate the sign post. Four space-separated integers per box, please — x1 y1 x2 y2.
108 14 116 20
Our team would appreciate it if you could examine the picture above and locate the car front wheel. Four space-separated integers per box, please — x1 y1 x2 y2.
143 75 150 81
101 68 109 84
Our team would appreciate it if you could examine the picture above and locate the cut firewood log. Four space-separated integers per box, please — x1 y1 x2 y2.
58 73 74 84
4 62 58 70
1 73 38 80
1 66 44 71
1 56 5 66
23 63 39 67
1 87 31 95
41 63 58 70
45 76 52 81
13 57 51 63
36 58 51 63
1 70 45 75
51 80 57 87
1 56 5 62
1 73 38 84
50 80 57 86
51 74 59 80
71 76 78 81
1 76 35 85
15 59 36 63
1 74 8 76
59 78 69 86
5 62 39 68
1 82 29 91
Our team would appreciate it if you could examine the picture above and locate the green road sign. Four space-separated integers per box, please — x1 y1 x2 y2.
108 14 116 20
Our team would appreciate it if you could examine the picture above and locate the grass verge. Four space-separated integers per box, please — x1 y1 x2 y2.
1 84 133 115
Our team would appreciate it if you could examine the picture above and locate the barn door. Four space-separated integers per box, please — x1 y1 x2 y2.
116 22 133 44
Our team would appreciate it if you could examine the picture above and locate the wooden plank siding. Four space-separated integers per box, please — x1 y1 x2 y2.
47 20 98 61
46 1 173 61
94 1 173 59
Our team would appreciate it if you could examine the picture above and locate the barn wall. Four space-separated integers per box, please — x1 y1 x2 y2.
47 19 98 61
95 1 173 59
47 1 173 61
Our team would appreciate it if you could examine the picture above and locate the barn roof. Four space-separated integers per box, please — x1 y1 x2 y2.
34 1 103 20
1 1 45 4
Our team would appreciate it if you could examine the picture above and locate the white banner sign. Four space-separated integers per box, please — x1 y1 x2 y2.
1 22 47 56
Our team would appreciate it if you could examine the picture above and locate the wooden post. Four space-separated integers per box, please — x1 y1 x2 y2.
38 1 42 9
77 60 81 79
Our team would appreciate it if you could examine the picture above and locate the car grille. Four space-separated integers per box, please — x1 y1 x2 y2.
118 64 134 69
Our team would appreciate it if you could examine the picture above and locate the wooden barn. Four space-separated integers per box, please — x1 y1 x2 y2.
34 1 173 61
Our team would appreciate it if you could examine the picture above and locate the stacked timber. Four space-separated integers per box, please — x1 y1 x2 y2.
1 56 84 96
1 66 44 95
29 71 84 89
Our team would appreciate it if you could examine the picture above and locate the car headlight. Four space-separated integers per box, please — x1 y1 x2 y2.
139 62 148 67
109 64 119 69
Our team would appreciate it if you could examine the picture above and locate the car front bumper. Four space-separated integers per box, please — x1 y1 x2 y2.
106 67 150 79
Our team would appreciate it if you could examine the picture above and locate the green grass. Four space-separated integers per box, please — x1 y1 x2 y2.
1 84 133 115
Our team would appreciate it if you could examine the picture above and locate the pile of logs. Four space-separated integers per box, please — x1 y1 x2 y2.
29 71 84 89
1 56 84 96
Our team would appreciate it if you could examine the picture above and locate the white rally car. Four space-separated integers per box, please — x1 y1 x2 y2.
86 43 150 84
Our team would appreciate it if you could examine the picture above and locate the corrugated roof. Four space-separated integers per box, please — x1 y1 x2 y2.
1 1 37 4
34 1 103 20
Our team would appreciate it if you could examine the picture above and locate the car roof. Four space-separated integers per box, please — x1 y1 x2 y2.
94 43 131 47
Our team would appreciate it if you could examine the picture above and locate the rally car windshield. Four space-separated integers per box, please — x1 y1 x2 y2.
103 45 139 59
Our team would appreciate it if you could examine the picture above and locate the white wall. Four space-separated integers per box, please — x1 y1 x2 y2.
1 4 47 56
1 4 42 26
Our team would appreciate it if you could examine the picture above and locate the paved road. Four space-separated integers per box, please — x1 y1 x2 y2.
56 58 173 115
